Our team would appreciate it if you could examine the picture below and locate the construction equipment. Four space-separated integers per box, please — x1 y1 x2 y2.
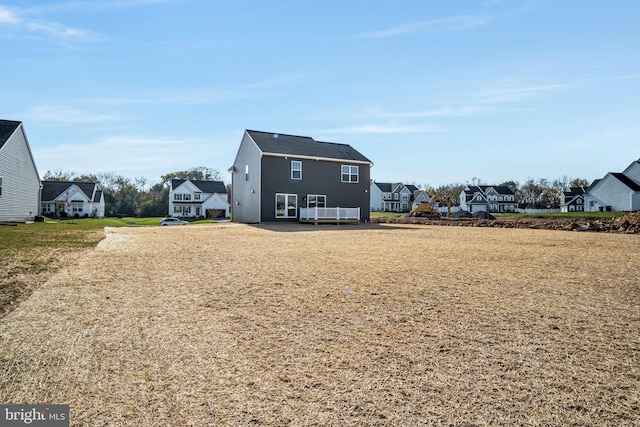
409 194 451 218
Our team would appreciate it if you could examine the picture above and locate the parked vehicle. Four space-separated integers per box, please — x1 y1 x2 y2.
159 217 190 226
409 194 452 218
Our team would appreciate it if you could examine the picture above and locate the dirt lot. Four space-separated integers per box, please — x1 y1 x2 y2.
1 223 638 426
373 211 640 234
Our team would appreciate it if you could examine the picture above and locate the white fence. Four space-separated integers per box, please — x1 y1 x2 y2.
299 207 360 220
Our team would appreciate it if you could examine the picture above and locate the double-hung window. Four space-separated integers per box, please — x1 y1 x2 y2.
291 161 302 180
341 165 359 183
276 194 297 218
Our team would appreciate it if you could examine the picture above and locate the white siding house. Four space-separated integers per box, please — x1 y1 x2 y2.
584 175 640 212
0 120 41 222
41 181 105 218
584 159 640 212
169 179 230 218
370 182 422 212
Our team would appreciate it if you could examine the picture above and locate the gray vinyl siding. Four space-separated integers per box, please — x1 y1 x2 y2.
260 155 371 222
231 133 262 223
0 125 41 222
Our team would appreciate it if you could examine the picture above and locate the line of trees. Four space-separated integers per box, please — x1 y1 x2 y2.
42 167 223 217
420 176 591 209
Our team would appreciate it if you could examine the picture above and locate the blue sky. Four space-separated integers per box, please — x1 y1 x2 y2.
1 0 638 187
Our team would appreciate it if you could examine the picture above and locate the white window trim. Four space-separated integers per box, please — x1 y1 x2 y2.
291 160 302 180
276 193 298 218
341 165 359 183
307 194 326 208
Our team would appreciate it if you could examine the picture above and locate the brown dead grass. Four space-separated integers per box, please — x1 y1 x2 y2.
0 223 638 426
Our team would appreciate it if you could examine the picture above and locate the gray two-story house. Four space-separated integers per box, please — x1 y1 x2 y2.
230 130 372 223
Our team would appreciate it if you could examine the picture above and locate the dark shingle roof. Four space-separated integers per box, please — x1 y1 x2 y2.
465 185 515 196
246 130 371 163
611 173 640 191
374 182 393 192
41 181 96 202
172 179 227 194
563 187 585 197
482 185 515 195
0 120 21 150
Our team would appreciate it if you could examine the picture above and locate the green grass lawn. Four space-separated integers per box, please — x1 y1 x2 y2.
370 211 408 219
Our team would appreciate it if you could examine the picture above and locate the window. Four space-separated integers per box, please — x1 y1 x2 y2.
71 203 83 213
174 206 191 215
307 195 326 208
174 194 182 201
291 161 302 180
276 194 297 218
183 193 191 201
194 193 201 200
341 165 359 183
245 164 249 181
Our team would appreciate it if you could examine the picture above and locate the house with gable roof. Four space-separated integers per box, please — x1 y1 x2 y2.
230 130 372 223
560 187 586 212
370 181 429 212
41 181 105 218
0 119 42 222
169 179 229 218
459 185 516 213
584 159 640 212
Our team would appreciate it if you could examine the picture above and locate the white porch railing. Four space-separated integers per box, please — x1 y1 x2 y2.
299 207 360 220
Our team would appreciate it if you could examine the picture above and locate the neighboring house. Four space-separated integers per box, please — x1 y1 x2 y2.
584 159 640 212
459 185 516 213
169 179 230 218
41 181 105 218
370 182 428 212
230 130 372 223
0 120 42 222
560 187 586 212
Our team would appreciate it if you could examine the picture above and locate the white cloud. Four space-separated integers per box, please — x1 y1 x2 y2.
319 123 444 135
360 15 491 38
0 6 20 24
0 5 103 43
23 0 184 14
474 81 571 104
30 105 127 124
33 133 237 182
387 105 491 118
